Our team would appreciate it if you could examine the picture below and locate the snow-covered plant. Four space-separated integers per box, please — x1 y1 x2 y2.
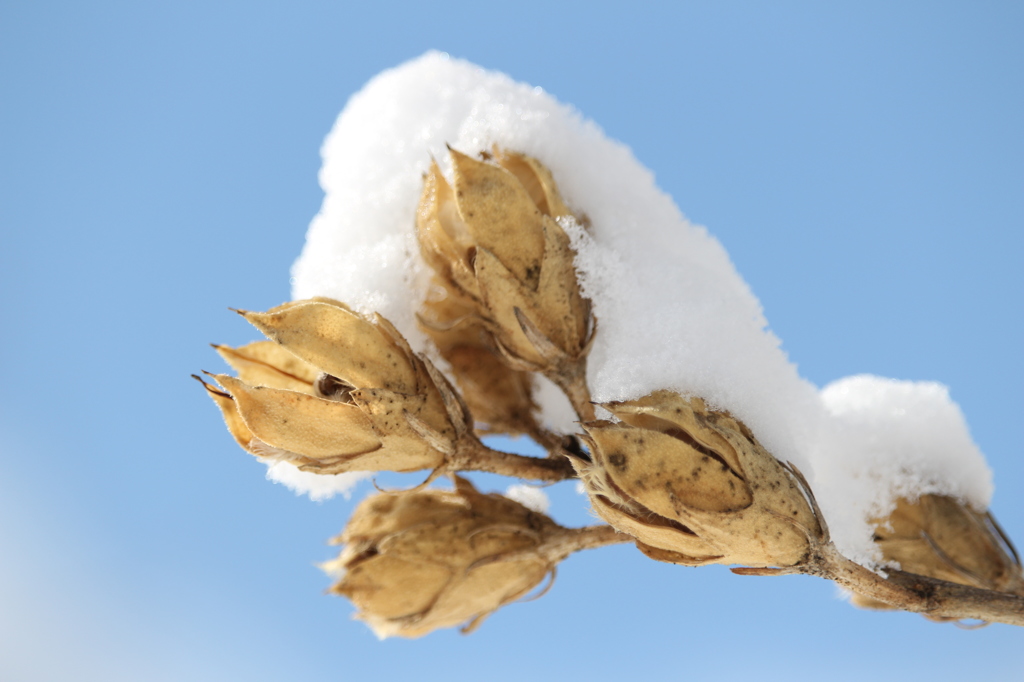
196 52 1024 635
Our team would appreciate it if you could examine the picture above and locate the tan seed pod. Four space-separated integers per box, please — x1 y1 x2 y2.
415 148 592 376
416 161 483 303
241 300 420 394
419 286 539 436
492 148 573 220
850 495 1024 611
195 377 257 453
212 340 318 393
572 390 820 568
322 477 562 638
200 299 470 475
210 374 373 465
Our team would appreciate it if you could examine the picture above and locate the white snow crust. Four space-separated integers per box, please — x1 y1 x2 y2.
290 51 993 565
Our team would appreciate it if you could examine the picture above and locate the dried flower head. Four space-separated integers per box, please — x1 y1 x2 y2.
851 495 1024 611
198 298 470 475
415 147 592 386
322 477 561 638
419 289 539 436
571 390 821 568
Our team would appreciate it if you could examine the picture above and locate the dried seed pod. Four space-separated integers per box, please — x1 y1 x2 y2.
492 148 573 220
571 390 821 568
419 285 539 436
851 495 1024 611
242 299 421 394
212 340 319 393
415 148 592 377
322 477 561 638
195 338 323 453
199 299 470 475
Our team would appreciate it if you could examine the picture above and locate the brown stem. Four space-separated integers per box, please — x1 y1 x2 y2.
527 425 573 458
539 524 631 563
453 438 577 482
546 356 595 422
808 542 1024 626
738 462 1024 626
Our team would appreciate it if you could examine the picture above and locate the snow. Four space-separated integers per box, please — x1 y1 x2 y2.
504 484 551 514
263 459 370 501
819 375 992 565
289 51 993 565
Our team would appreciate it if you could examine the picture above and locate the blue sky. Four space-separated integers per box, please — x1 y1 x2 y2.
2 2 1022 680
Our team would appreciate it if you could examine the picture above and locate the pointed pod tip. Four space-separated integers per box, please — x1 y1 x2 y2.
446 145 476 167
193 373 232 398
424 156 438 180
199 369 232 387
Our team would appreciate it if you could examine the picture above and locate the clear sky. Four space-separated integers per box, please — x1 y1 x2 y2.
1 2 1022 680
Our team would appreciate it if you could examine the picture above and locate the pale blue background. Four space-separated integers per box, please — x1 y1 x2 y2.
2 2 1022 680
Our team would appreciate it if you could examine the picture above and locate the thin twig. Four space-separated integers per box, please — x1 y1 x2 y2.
451 437 577 482
538 524 631 563
809 542 1024 627
740 460 1024 626
549 362 596 423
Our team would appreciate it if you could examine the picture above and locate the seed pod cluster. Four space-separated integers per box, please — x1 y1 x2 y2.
416 148 592 396
322 477 560 638
199 298 468 475
198 144 1024 634
572 390 820 568
851 495 1024 610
